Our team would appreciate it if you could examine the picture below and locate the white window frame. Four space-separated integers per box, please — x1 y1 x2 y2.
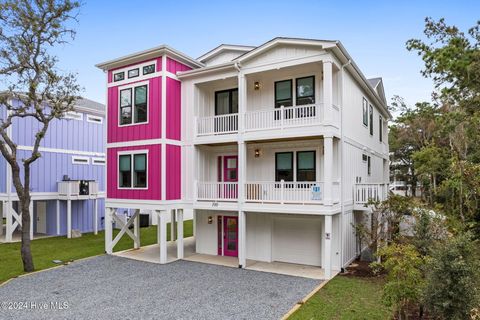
87 114 103 124
72 156 90 165
91 157 106 165
117 150 149 190
65 111 83 121
118 81 149 127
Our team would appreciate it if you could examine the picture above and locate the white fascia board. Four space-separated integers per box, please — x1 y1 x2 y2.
95 45 203 71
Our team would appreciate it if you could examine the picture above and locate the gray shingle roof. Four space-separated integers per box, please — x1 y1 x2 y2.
75 98 105 113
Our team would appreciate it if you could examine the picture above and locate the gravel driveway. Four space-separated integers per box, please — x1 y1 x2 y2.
0 255 320 319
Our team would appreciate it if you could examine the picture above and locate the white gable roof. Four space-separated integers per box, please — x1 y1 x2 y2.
197 44 255 66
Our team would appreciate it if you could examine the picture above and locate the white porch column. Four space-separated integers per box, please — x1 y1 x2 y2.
238 141 246 203
176 209 184 259
56 200 60 235
323 60 333 123
324 215 332 279
133 209 140 249
323 136 334 205
105 207 113 254
5 201 12 242
67 199 72 238
238 210 246 268
170 209 176 242
192 209 196 237
158 210 167 264
237 72 247 133
29 200 33 240
93 199 98 235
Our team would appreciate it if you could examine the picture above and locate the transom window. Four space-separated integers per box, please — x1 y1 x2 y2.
215 89 238 115
143 64 155 75
119 84 148 125
114 72 124 82
128 68 139 79
119 152 147 188
275 151 316 182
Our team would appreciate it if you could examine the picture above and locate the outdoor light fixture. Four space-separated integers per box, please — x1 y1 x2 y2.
254 149 261 158
208 216 213 224
254 81 260 90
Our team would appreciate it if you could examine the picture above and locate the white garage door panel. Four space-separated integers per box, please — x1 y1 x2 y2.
273 217 322 266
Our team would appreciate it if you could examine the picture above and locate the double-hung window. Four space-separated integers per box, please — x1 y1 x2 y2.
275 152 293 181
119 153 148 188
362 98 368 126
274 80 293 108
369 104 374 135
275 151 316 183
215 89 238 115
297 151 316 181
119 84 148 125
379 115 383 142
296 76 315 105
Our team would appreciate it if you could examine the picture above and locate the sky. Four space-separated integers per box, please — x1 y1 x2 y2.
49 0 478 107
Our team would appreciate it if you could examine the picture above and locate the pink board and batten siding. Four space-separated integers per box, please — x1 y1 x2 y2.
107 77 162 143
166 144 181 200
166 57 192 73
166 78 181 140
107 145 161 200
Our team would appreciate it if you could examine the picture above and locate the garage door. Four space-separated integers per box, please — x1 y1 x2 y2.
272 216 322 266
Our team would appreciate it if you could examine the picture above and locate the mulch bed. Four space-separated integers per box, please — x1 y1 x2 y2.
341 259 376 278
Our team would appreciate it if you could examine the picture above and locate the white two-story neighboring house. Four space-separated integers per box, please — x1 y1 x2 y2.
96 37 390 280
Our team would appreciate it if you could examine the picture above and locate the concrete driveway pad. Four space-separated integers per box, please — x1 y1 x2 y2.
0 255 320 319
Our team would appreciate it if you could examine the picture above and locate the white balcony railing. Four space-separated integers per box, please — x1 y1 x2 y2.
245 181 325 204
354 183 387 205
196 181 238 201
196 113 238 136
245 103 340 131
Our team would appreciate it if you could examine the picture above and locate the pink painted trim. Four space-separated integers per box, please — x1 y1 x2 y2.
223 216 238 257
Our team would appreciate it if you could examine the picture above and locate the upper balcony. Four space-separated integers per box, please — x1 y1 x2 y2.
192 61 341 144
196 103 340 138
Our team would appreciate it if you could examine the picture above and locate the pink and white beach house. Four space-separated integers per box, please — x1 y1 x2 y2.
96 38 390 279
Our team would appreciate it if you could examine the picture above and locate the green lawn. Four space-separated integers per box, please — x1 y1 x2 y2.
290 275 391 320
0 220 193 284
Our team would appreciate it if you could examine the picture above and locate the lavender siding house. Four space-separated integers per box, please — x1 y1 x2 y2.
0 97 106 242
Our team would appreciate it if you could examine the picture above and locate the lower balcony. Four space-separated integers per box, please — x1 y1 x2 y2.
196 181 340 205
354 183 388 209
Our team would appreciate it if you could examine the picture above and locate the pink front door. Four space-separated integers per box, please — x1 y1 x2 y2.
223 216 238 257
220 156 238 199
